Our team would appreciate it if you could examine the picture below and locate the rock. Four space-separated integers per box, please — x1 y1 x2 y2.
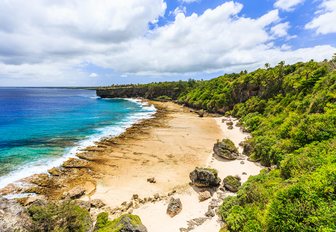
132 194 139 200
96 213 148 232
187 217 207 227
209 199 220 209
242 172 247 175
74 200 91 211
64 186 86 199
147 177 156 183
90 199 105 208
62 158 89 168
29 173 52 187
77 153 96 161
228 125 234 130
223 176 241 193
198 191 211 202
197 110 205 117
241 140 253 156
190 167 221 188
213 139 239 160
19 196 46 206
48 167 62 176
168 190 176 196
116 214 148 232
221 118 226 123
205 207 215 217
167 198 182 217
0 184 22 195
0 197 32 231
154 193 160 200
226 121 233 126
240 161 245 164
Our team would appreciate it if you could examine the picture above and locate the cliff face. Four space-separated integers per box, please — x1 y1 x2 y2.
96 86 182 99
96 87 149 98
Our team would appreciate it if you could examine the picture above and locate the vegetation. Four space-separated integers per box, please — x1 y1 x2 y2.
101 57 336 231
95 213 144 232
28 201 92 232
223 175 241 192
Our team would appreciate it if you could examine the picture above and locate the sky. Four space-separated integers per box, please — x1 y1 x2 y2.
0 0 336 86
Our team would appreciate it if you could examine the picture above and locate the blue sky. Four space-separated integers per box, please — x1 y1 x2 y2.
0 0 335 86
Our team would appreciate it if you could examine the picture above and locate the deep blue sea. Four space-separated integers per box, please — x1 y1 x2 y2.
0 88 155 188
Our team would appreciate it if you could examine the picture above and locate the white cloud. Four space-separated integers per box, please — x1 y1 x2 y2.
274 0 305 11
305 0 336 34
171 6 187 16
0 0 335 86
180 0 199 3
270 22 296 40
271 22 290 37
89 73 98 77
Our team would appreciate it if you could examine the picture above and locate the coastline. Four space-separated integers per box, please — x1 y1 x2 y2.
0 100 262 231
0 98 156 195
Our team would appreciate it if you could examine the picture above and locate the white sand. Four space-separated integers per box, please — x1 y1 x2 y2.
133 117 262 232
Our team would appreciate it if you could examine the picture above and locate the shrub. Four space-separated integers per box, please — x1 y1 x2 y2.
28 201 92 232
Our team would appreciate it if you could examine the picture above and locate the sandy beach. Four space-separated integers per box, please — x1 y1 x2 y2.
132 117 262 232
89 101 223 207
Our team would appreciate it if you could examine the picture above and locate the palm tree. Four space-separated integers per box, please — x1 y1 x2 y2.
265 63 270 69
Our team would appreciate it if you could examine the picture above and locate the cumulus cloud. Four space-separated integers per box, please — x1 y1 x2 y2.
274 0 305 11
305 0 336 34
0 0 335 86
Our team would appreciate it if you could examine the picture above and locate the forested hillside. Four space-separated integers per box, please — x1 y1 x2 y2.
99 57 336 231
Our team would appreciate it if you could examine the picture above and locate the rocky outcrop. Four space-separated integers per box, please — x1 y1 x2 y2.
213 139 239 160
166 197 182 217
63 186 86 199
223 175 241 192
95 212 148 232
189 167 221 188
0 197 32 232
62 158 89 168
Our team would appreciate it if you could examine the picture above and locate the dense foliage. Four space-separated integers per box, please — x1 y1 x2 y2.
197 59 336 231
28 201 92 232
105 57 336 231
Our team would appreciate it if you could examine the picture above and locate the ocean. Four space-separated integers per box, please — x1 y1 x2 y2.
0 88 155 189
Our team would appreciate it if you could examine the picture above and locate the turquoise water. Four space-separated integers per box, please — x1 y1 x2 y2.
0 88 155 188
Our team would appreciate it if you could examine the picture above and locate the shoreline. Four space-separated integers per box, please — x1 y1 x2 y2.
0 100 262 231
0 98 156 196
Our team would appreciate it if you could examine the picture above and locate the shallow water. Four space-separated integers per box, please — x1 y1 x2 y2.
0 87 155 188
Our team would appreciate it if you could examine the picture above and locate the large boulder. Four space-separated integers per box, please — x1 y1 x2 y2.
0 197 32 232
166 198 182 217
213 139 239 160
189 167 221 188
223 175 241 193
95 212 147 232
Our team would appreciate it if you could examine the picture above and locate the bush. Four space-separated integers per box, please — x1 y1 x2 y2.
28 201 92 232
95 214 145 232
